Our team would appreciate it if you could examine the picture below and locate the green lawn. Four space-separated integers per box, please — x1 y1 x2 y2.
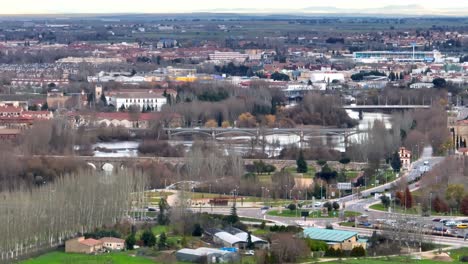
21 251 155 264
369 203 464 216
284 166 316 178
323 248 468 264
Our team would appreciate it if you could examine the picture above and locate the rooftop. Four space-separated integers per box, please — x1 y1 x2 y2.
303 228 358 243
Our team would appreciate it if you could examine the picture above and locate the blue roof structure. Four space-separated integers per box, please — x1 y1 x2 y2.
303 228 358 243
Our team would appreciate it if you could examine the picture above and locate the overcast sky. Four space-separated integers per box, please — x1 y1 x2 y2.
0 0 466 14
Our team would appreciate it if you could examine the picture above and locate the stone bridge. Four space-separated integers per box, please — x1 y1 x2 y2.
45 155 367 172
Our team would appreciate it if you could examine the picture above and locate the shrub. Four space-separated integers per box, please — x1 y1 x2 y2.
350 246 366 257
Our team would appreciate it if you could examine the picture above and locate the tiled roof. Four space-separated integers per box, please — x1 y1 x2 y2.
80 238 103 247
303 228 357 243
99 237 125 243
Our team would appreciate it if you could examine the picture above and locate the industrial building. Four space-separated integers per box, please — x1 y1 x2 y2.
353 50 442 63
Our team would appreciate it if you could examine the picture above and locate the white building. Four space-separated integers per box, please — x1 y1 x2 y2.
309 72 345 83
105 89 172 111
209 51 249 62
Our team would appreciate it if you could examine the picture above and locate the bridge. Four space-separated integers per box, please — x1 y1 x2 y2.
37 155 367 172
342 105 431 110
164 127 366 145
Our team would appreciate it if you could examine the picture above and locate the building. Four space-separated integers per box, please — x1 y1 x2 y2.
303 228 367 251
398 147 412 170
0 105 53 129
105 89 175 112
176 247 239 263
99 237 125 251
213 231 247 249
209 51 249 62
0 128 20 140
410 82 435 89
65 237 103 254
353 50 442 63
68 111 182 129
224 227 269 249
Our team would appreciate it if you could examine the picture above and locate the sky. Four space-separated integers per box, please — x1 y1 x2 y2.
0 0 466 14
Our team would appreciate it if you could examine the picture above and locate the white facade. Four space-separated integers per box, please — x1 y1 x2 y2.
310 72 345 83
209 51 249 62
107 96 167 111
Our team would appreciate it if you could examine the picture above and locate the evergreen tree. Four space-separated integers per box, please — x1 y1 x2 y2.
390 151 402 172
225 203 239 224
247 232 254 249
141 229 156 247
296 150 308 173
41 102 49 111
100 93 107 106
125 233 136 250
158 232 167 249
119 104 126 112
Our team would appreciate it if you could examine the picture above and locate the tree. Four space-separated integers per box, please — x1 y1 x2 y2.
141 229 156 247
446 184 465 209
350 246 366 257
323 202 332 212
225 203 239 224
158 197 170 225
119 104 126 112
192 223 203 236
100 93 107 106
404 187 413 209
390 151 402 172
125 233 136 250
460 196 468 216
41 102 49 111
432 78 447 88
247 231 254 249
339 157 350 165
158 232 167 249
380 195 391 208
332 201 340 211
296 151 308 173
288 203 297 211
205 119 218 128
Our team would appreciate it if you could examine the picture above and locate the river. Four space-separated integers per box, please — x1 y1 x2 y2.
92 111 392 157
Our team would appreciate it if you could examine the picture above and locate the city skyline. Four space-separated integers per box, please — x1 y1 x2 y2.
0 0 467 15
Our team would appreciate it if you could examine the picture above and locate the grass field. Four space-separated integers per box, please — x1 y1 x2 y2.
21 251 155 264
324 247 468 263
369 203 463 216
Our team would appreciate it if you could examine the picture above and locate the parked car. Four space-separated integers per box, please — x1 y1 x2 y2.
445 221 457 227
260 206 270 210
432 218 441 222
433 227 447 232
457 223 468 229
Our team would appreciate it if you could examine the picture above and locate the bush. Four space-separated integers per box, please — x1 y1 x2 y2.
306 239 328 252
138 140 184 157
192 223 203 237
141 229 156 247
288 203 297 211
350 246 366 257
460 256 468 262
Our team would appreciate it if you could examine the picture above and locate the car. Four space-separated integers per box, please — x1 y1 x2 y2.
365 208 369 212
194 127 200 129
457 223 468 229
424 160 429 165
244 250 255 256
260 206 270 210
362 222 372 227
432 218 441 222
461 219 468 223
433 227 447 232
445 221 457 227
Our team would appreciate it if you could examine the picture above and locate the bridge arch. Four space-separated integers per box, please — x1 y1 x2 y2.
170 130 212 138
102 163 114 172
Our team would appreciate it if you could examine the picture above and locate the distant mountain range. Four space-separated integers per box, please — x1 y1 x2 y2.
203 5 468 17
